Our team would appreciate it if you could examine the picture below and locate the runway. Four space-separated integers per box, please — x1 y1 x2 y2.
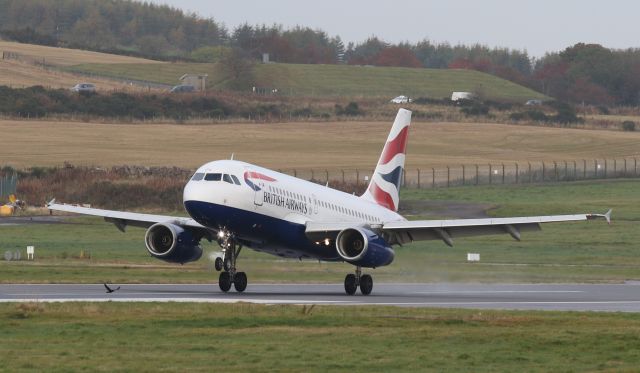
2 283 640 311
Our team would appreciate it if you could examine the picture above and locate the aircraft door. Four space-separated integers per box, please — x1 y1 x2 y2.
311 194 318 214
253 181 264 206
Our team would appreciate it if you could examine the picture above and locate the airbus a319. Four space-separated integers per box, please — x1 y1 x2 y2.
49 109 611 295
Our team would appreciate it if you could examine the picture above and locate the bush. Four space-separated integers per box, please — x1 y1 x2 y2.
461 103 489 116
335 102 363 116
622 121 636 132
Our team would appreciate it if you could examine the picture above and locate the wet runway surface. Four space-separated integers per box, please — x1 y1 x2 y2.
2 283 640 311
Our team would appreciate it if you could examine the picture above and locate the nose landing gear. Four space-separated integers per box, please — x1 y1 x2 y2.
215 230 247 293
344 266 373 295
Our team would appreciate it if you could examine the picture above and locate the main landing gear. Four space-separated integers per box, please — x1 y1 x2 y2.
215 231 247 293
344 266 373 296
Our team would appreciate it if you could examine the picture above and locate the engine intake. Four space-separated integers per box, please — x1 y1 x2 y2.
336 227 394 268
145 223 203 264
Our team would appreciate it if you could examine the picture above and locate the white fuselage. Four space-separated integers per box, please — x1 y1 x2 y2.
182 160 404 260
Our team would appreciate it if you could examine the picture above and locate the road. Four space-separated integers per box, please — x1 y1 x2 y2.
2 283 640 311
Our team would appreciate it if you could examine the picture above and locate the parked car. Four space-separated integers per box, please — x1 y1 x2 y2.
71 83 96 93
390 95 412 104
170 85 196 93
525 99 543 106
451 92 475 102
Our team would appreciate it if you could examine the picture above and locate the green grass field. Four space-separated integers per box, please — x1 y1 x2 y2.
66 62 547 102
1 180 638 284
2 302 640 372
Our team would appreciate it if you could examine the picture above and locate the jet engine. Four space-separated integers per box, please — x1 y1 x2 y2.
335 227 395 268
144 223 203 264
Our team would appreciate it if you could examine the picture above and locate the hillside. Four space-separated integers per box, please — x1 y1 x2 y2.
67 62 546 102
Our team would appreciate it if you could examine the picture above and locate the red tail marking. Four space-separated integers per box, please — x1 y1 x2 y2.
379 126 409 165
368 182 396 211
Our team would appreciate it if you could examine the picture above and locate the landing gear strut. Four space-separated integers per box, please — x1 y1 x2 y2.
344 266 373 295
216 231 247 293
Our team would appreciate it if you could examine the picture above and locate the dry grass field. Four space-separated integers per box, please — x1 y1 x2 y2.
0 59 160 91
0 40 160 66
2 119 639 169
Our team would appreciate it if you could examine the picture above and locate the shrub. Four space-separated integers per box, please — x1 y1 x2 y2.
461 103 489 116
622 121 636 131
335 102 363 116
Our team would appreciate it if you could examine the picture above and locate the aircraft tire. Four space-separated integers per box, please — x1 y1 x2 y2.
219 272 232 292
214 257 224 271
360 274 373 295
234 272 248 292
344 274 357 295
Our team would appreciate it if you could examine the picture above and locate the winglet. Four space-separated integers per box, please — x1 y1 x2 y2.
587 209 612 225
46 198 56 207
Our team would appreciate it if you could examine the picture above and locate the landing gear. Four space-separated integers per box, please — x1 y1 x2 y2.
216 231 247 293
343 267 373 295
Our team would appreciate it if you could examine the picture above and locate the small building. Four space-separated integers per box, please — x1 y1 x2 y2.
451 92 475 101
179 74 208 91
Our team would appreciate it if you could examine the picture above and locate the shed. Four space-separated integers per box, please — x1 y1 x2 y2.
179 74 208 91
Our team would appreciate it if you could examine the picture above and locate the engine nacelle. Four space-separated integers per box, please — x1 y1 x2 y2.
335 227 395 268
144 223 203 264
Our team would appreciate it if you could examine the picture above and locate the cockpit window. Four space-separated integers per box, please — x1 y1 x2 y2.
223 174 234 184
191 173 205 181
204 173 222 181
230 175 241 185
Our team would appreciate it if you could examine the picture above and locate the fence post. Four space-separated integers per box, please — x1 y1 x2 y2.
604 160 608 178
447 166 450 188
356 169 359 186
528 163 532 183
489 164 492 184
462 165 465 186
635 158 637 177
311 169 314 181
564 161 568 180
341 170 345 184
293 169 297 178
594 160 598 178
624 159 627 177
417 169 421 189
582 160 586 180
432 168 435 188
515 163 519 184
614 159 617 177
542 162 546 182
475 165 479 185
325 170 329 183
573 161 576 180
554 161 558 181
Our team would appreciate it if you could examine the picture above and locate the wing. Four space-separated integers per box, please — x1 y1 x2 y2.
306 210 611 247
47 201 210 236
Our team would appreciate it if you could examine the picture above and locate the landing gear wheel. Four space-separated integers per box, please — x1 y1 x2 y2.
223 257 232 272
344 274 357 295
214 257 224 272
234 272 248 292
219 271 232 292
360 274 373 295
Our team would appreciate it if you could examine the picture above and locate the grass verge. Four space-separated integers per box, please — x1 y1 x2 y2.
2 302 640 372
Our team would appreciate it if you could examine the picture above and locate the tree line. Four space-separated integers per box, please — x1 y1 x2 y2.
1 0 639 106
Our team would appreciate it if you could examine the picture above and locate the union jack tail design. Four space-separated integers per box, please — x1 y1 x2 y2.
360 109 412 211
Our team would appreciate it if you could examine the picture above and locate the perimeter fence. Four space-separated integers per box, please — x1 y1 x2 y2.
0 171 17 199
278 157 640 189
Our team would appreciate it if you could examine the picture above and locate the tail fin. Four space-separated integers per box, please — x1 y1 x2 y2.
361 109 412 211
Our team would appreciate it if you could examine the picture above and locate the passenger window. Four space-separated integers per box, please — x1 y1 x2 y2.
223 174 234 184
204 173 222 181
191 173 204 181
231 175 241 185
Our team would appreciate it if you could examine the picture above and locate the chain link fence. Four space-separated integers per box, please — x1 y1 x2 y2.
0 172 17 199
278 157 640 189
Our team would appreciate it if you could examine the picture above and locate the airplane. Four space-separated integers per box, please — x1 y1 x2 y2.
47 109 612 295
